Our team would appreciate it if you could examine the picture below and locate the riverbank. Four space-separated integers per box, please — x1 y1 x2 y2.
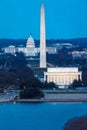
0 90 19 103
16 98 87 103
0 90 87 103
16 92 87 103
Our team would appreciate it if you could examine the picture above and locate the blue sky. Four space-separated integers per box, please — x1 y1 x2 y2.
0 0 87 39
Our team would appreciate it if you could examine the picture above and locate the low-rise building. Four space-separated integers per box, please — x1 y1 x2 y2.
70 51 87 60
44 67 82 88
4 45 16 54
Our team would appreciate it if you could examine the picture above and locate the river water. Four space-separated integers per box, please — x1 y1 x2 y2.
0 102 87 130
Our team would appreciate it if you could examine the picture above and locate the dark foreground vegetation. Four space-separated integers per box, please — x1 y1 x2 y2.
0 52 56 99
0 52 33 88
63 116 87 130
19 78 56 99
69 79 83 88
19 77 44 99
20 87 44 99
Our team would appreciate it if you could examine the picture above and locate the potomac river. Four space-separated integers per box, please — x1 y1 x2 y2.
0 102 87 130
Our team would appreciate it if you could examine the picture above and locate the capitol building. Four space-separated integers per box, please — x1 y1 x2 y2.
4 34 57 56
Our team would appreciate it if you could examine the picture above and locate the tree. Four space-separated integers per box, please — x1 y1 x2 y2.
19 77 43 89
0 85 4 93
0 53 34 88
19 87 44 99
70 79 82 88
44 81 56 88
63 116 87 130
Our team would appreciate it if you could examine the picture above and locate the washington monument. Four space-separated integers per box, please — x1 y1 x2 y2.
40 4 46 68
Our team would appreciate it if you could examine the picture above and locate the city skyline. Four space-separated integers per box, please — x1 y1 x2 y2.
0 0 87 39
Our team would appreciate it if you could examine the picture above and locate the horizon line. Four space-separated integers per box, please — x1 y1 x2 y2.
0 37 87 40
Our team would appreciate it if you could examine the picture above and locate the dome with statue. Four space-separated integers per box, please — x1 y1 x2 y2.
26 34 35 48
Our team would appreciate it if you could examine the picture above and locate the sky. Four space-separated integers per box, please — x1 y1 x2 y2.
0 0 87 39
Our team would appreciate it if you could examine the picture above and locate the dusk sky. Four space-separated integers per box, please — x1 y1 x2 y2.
0 0 87 39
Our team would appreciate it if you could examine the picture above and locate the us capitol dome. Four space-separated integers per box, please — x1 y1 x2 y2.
25 34 39 56
26 34 35 48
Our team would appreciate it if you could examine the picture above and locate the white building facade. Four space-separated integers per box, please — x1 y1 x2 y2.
4 34 57 56
44 67 82 88
4 45 16 54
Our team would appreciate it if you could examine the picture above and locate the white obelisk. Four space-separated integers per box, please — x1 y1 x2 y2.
40 4 46 68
